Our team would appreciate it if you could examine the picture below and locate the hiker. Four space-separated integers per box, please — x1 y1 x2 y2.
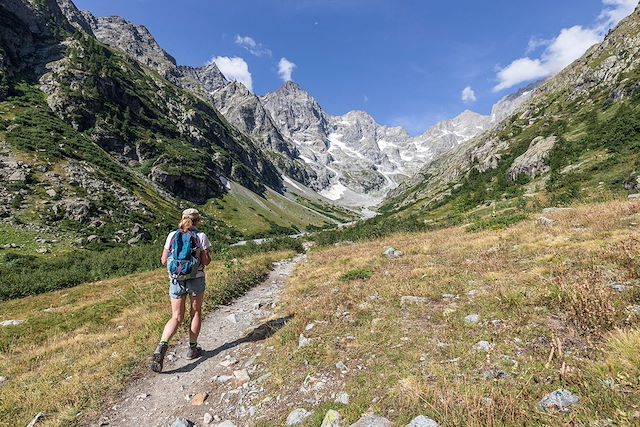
151 208 212 373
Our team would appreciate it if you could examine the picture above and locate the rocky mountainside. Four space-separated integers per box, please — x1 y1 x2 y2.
261 81 532 207
0 0 332 249
382 4 640 218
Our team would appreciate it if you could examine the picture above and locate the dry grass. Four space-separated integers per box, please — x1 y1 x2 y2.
0 250 295 427
255 200 640 426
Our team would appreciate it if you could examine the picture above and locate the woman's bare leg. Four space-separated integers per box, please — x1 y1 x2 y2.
189 292 204 344
160 296 186 342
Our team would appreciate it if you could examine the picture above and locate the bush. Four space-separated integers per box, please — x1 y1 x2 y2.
340 268 373 282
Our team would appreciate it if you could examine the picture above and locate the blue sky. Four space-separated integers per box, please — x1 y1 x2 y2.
74 0 637 135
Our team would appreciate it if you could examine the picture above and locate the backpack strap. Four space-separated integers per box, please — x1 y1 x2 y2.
167 230 180 255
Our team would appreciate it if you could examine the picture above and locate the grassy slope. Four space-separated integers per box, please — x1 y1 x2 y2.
202 182 336 238
255 200 640 426
0 250 295 427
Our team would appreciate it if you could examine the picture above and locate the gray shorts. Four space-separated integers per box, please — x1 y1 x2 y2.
169 276 206 299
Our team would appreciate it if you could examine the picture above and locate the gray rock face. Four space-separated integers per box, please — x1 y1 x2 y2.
538 389 579 412
81 13 177 75
349 413 392 427
52 198 95 223
171 63 228 94
507 136 557 181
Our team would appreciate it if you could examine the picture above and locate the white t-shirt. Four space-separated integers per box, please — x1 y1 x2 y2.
164 230 211 278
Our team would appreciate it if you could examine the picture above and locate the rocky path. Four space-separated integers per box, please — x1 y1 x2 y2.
87 254 306 427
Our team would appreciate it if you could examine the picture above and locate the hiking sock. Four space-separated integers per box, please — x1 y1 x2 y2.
160 340 169 347
189 342 197 348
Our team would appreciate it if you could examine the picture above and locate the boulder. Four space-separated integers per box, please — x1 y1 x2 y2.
537 216 554 227
538 389 579 412
321 410 343 427
52 198 95 223
406 416 440 427
170 418 194 427
401 296 427 305
507 136 557 181
286 408 312 425
233 369 250 386
350 413 392 427
1 320 25 327
383 247 403 258
464 314 480 324
473 340 491 352
191 392 208 406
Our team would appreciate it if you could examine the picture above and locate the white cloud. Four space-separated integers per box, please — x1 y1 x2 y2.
461 86 477 103
234 35 272 57
600 0 637 28
494 0 637 91
209 56 253 92
278 57 297 82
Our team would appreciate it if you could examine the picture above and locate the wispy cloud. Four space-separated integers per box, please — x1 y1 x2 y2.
234 35 272 57
278 57 297 82
461 86 477 103
208 56 253 92
494 0 637 91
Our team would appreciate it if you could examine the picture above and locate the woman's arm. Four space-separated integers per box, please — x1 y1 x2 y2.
161 248 169 266
200 249 211 267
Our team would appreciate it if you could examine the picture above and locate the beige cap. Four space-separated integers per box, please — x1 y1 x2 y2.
182 208 201 219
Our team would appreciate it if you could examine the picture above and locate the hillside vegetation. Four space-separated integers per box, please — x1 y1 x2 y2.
253 200 640 426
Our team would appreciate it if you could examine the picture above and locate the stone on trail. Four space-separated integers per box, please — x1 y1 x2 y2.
287 408 312 425
383 247 403 258
170 418 194 427
226 313 239 324
350 413 392 427
215 422 237 427
191 392 208 406
628 194 640 200
609 282 626 293
538 389 579 412
203 413 213 425
0 320 24 327
406 415 440 427
336 361 348 372
233 369 250 386
464 314 480 324
321 409 343 427
537 216 554 227
219 356 238 367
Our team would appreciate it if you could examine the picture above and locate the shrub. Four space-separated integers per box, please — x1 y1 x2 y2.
340 268 373 282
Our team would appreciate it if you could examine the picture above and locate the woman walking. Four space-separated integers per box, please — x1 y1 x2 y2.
151 208 211 373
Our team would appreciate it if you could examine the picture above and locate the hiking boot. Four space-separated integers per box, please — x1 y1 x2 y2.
186 345 203 360
150 343 168 373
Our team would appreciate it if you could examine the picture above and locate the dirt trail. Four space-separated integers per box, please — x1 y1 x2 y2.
87 254 306 427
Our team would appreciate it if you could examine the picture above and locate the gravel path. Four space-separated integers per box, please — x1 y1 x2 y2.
86 254 306 427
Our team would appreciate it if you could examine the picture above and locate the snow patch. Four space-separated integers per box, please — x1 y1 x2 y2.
320 181 348 201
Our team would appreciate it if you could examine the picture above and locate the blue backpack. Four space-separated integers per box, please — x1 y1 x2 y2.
167 230 201 281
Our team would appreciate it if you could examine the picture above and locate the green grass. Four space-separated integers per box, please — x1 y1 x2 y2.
340 268 373 282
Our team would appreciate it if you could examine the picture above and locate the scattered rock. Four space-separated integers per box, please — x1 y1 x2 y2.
401 295 427 305
335 391 350 404
87 235 102 243
191 392 208 406
628 304 640 314
305 322 316 331
36 247 50 254
226 313 239 324
233 369 250 386
219 356 238 367
350 413 392 427
406 415 440 427
336 361 348 372
170 418 194 427
321 409 343 427
287 408 312 425
298 334 312 348
0 376 6 386
0 320 25 327
483 370 509 380
537 216 554 227
538 389 579 412
45 188 57 198
383 247 403 258
203 413 213 425
473 340 491 352
215 422 236 427
628 194 640 200
26 413 46 427
609 282 626 293
464 314 480 324
214 375 234 383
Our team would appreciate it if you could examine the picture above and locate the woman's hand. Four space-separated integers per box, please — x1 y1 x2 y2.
161 248 169 266
200 249 211 267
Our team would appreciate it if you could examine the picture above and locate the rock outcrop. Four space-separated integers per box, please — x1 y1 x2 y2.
507 136 557 181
